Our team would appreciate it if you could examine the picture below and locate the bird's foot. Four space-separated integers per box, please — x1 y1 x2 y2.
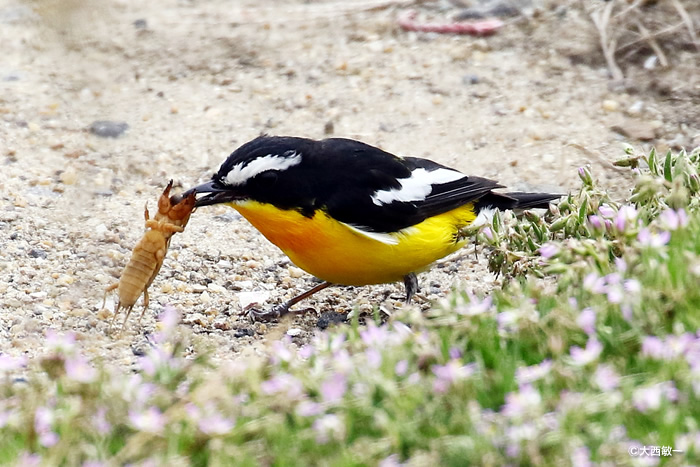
247 303 290 322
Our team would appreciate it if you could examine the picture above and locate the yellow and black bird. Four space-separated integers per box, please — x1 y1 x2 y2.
184 135 559 320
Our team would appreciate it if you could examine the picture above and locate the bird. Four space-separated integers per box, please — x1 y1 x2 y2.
184 135 560 321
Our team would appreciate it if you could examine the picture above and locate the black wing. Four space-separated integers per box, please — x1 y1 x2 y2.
310 140 501 233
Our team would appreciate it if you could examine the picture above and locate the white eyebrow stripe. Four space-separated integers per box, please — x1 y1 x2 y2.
371 168 465 206
341 222 400 245
224 152 302 186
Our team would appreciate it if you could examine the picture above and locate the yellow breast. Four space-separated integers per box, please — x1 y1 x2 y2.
229 200 476 286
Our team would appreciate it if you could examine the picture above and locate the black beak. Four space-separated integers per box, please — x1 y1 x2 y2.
183 180 241 207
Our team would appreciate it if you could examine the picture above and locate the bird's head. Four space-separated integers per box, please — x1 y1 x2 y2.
184 136 309 208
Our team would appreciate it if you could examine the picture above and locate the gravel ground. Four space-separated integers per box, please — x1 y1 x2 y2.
1 0 697 366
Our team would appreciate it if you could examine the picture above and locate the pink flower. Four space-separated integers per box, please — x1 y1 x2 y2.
129 407 166 434
45 330 76 355
593 364 620 391
296 400 322 417
588 215 603 230
598 204 616 218
360 322 388 347
0 355 26 372
65 355 97 383
34 406 59 447
93 407 111 435
641 336 666 359
298 345 315 359
270 339 293 364
570 337 602 366
313 414 345 444
198 413 234 436
16 453 42 467
154 305 180 342
570 446 593 467
659 208 688 230
501 384 542 418
432 360 474 393
615 257 627 272
538 243 559 259
395 360 409 376
633 382 677 413
260 373 304 400
576 308 596 335
516 360 552 385
320 373 347 403
637 228 670 247
379 454 405 467
456 293 492 316
615 205 638 232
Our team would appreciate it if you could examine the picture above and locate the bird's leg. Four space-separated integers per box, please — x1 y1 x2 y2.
403 273 418 303
249 281 334 322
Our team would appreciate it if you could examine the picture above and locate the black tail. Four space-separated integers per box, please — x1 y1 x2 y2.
477 191 562 211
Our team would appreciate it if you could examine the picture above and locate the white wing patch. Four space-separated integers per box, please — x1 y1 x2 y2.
371 168 465 206
224 152 302 186
341 222 400 245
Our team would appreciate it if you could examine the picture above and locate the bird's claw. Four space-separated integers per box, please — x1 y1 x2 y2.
247 303 290 322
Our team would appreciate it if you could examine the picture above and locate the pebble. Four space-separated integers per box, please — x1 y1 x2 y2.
601 100 620 112
28 249 47 259
60 169 78 185
207 283 227 294
191 284 207 293
200 291 211 304
286 328 303 337
611 119 659 141
184 312 207 326
89 120 129 138
462 74 480 85
287 266 304 279
55 274 74 286
237 291 270 309
626 101 644 117
234 328 254 338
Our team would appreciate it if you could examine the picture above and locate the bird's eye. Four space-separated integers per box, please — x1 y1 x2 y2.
256 171 278 183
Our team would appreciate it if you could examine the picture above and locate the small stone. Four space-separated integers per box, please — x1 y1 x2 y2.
237 291 270 309
462 74 480 85
191 284 207 293
317 312 346 329
323 120 334 135
89 120 129 138
60 169 78 185
234 327 254 338
184 312 207 326
55 274 74 286
200 291 211 304
286 328 303 337
29 249 47 259
602 100 620 112
207 283 226 294
244 260 262 269
626 101 644 116
288 266 304 279
69 308 89 318
95 224 108 236
611 119 658 141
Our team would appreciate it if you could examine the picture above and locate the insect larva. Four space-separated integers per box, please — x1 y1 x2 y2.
102 180 196 332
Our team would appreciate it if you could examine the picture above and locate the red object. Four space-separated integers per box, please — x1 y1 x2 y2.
398 9 504 36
